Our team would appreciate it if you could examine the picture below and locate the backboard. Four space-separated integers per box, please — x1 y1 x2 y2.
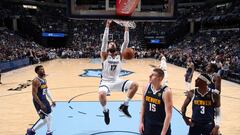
67 0 175 20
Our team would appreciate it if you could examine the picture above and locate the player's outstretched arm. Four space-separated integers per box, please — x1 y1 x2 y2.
101 20 111 61
120 26 129 54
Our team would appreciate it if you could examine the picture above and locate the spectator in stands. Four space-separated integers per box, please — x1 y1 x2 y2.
0 70 2 84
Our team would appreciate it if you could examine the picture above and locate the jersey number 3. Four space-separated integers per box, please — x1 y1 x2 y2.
110 65 117 71
200 106 205 114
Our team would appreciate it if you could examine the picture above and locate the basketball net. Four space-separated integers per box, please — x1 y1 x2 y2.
113 20 136 29
116 0 140 16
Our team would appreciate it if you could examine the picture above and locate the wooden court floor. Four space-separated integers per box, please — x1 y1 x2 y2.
0 59 239 135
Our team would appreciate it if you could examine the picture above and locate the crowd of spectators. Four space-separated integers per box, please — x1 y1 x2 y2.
0 28 53 63
163 29 240 81
35 7 67 33
0 0 239 82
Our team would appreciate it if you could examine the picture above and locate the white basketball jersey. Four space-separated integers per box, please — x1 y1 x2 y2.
102 55 122 81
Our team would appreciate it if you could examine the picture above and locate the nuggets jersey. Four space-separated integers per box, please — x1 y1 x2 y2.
144 84 168 126
208 73 218 89
36 77 48 101
101 55 122 81
33 77 52 114
192 88 215 123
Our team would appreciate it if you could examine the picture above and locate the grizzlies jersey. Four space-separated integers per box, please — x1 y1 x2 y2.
192 88 215 123
144 84 168 126
101 55 122 81
36 77 48 101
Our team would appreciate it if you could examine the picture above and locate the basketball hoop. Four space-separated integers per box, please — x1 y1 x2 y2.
113 20 136 29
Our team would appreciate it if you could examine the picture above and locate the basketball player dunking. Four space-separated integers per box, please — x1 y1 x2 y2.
26 65 56 135
99 20 139 125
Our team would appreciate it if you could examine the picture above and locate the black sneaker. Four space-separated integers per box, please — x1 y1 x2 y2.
46 132 53 135
119 104 131 118
103 109 110 125
26 128 35 135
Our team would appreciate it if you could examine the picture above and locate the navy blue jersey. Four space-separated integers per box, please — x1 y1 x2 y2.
33 77 51 114
208 73 217 90
144 84 168 126
36 77 48 101
192 88 215 124
208 82 215 90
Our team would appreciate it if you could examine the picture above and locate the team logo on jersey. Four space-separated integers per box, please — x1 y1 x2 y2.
158 93 162 97
79 69 133 77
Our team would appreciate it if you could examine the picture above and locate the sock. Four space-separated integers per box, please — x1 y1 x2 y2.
103 105 108 112
124 97 131 106
46 114 52 133
33 119 47 131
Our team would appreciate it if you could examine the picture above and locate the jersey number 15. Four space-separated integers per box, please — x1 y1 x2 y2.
149 103 156 112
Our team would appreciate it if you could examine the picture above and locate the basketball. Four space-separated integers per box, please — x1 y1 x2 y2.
122 48 134 60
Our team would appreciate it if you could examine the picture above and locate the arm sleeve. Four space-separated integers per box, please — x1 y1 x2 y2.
46 89 53 102
120 31 129 53
214 107 221 126
101 27 109 52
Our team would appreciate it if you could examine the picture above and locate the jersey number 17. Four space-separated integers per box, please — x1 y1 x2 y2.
110 65 117 71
